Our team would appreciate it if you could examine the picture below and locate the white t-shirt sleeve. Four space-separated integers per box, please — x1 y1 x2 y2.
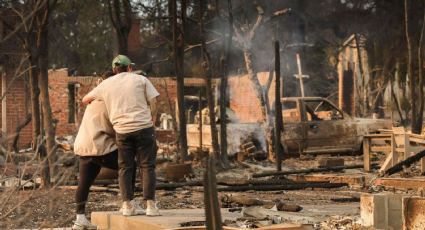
145 78 160 101
86 82 104 101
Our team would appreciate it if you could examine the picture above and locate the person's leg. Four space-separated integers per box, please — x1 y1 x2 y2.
100 149 137 193
75 156 101 214
116 133 137 202
136 127 157 200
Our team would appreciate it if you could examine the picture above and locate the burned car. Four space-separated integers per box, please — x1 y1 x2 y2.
186 96 391 156
281 97 392 155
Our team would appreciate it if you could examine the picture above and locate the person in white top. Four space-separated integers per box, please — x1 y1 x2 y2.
72 76 142 229
83 55 160 216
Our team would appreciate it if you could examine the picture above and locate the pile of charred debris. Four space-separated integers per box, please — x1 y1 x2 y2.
3 126 425 229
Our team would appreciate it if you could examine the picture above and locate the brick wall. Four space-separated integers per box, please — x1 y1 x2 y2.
48 69 99 137
127 18 141 58
2 69 271 149
149 77 177 119
150 73 273 123
1 74 32 149
228 72 275 122
1 69 97 148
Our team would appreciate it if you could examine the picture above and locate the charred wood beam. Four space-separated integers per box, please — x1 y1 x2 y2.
217 182 348 192
221 194 273 206
383 149 425 176
274 41 284 171
217 178 331 186
204 157 223 230
252 164 376 178
156 181 203 190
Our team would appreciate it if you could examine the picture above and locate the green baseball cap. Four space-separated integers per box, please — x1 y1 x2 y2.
111 55 135 69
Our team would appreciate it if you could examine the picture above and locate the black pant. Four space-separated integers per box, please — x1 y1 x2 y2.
75 150 136 214
116 127 157 201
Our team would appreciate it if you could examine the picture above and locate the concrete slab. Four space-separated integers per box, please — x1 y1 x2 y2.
92 209 239 230
375 177 425 190
91 209 313 230
402 197 425 230
360 193 403 230
287 173 366 188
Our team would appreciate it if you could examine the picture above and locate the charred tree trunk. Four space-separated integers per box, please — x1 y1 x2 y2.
274 41 284 171
405 0 420 134
173 0 188 161
218 0 233 167
199 0 220 162
37 2 57 177
243 50 267 120
232 6 277 159
416 6 425 134
28 58 41 149
354 33 367 116
107 0 132 55
21 3 42 151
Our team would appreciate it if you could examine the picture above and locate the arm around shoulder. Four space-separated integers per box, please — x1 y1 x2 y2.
82 86 102 104
82 94 95 104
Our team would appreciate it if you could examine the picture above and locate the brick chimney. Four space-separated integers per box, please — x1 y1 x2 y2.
127 17 141 58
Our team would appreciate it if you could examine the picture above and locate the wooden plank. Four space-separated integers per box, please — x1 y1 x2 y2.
364 134 393 138
384 150 425 176
421 158 425 174
375 178 425 190
396 148 406 152
380 154 393 173
370 137 392 142
391 135 398 166
169 222 313 229
363 137 371 172
404 133 410 160
408 137 425 145
370 146 392 153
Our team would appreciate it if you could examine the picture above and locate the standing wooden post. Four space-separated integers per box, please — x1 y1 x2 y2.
403 132 410 160
198 89 203 149
1 68 6 138
274 41 284 171
363 136 371 172
391 134 398 166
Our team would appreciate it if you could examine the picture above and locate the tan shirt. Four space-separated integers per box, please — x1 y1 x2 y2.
74 100 117 156
86 72 160 134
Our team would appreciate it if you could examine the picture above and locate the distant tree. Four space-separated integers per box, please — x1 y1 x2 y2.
2 0 58 187
199 0 220 162
106 0 132 55
404 0 425 134
172 0 188 161
49 0 114 75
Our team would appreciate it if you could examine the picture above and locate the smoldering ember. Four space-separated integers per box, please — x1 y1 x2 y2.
2 0 425 230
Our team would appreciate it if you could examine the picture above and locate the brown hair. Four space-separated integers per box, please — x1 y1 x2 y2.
113 65 128 73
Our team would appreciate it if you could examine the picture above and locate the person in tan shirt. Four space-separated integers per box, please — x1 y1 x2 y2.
72 87 141 229
83 55 160 216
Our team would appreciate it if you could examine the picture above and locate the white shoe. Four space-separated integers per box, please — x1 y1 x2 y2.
72 215 97 230
146 200 161 216
122 199 146 216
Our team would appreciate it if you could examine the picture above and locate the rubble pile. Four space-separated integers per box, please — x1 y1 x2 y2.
238 136 267 162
